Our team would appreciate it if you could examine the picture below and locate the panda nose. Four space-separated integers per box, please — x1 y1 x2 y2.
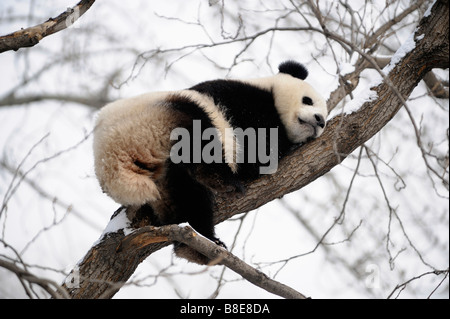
314 114 325 128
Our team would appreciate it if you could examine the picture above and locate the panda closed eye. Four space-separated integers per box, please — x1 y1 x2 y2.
302 96 313 106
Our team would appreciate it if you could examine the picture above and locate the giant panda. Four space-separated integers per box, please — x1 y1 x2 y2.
93 61 328 264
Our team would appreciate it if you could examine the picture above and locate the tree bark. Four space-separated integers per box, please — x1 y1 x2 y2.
61 0 448 299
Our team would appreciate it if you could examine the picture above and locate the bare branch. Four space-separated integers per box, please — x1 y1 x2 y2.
0 93 110 109
422 72 449 99
0 160 102 232
387 268 449 299
0 258 69 299
0 0 95 54
119 225 308 299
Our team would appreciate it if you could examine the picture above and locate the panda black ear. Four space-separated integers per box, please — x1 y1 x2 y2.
278 60 308 80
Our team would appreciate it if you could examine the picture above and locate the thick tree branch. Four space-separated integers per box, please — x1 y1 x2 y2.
325 0 445 111
62 0 448 299
117 224 307 299
0 0 95 54
422 72 449 99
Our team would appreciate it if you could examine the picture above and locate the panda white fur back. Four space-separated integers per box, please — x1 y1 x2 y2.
94 90 236 206
93 61 327 264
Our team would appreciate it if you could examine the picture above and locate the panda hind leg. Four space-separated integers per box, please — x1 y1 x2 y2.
167 164 226 264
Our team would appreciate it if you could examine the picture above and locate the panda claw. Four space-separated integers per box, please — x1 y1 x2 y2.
211 237 227 250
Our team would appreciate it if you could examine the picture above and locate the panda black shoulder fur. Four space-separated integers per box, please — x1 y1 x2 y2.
93 61 328 264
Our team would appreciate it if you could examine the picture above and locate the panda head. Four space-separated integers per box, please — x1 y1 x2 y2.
274 61 328 144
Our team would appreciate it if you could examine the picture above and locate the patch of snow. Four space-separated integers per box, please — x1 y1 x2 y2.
415 34 425 41
178 222 191 228
103 208 133 235
339 62 355 76
93 208 133 245
177 222 211 241
423 0 437 17
381 0 436 76
329 87 379 118
382 31 417 75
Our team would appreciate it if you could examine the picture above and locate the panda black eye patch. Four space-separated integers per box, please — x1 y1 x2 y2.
302 96 313 105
